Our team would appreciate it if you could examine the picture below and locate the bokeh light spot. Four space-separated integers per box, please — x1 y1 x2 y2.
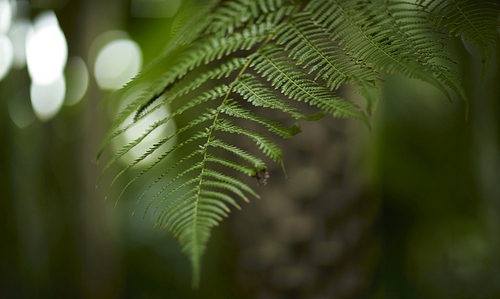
0 34 13 81
30 74 65 122
94 38 142 90
65 56 89 106
8 95 36 129
113 83 177 166
26 10 67 85
0 0 13 33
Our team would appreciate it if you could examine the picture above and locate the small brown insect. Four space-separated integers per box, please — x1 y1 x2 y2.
253 168 269 186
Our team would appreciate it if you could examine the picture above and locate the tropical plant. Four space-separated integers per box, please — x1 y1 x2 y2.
96 0 499 287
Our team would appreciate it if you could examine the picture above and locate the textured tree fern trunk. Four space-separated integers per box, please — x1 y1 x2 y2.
229 101 378 298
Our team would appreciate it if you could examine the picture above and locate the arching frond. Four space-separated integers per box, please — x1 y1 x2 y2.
97 0 496 288
206 0 295 36
251 44 371 127
274 12 380 91
305 0 455 100
418 0 500 78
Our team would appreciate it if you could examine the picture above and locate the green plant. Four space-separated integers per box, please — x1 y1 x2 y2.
96 0 499 287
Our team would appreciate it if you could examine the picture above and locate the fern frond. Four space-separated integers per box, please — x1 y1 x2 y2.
305 0 454 100
97 23 274 154
233 74 305 119
203 169 260 198
133 58 249 122
275 12 380 90
164 0 219 49
98 0 491 288
152 157 261 287
206 0 293 36
101 58 248 157
378 0 449 60
205 154 256 176
152 177 201 224
208 138 266 169
146 0 220 70
106 117 210 205
376 0 469 107
214 118 283 162
418 0 500 78
252 44 371 127
220 99 301 138
131 148 205 216
200 190 242 210
98 86 229 188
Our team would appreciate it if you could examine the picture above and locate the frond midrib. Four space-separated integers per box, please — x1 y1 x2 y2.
188 53 259 288
286 17 349 80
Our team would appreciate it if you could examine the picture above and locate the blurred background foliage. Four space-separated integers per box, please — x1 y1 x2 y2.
0 0 499 298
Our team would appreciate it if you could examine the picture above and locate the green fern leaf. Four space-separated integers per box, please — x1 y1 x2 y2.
97 0 492 288
418 0 500 79
275 12 380 91
208 138 266 169
251 44 372 127
375 0 469 110
206 0 294 36
214 118 283 162
98 86 229 190
305 0 455 100
220 99 300 138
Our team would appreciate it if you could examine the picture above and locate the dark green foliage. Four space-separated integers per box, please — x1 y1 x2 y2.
97 0 499 287
419 0 500 78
